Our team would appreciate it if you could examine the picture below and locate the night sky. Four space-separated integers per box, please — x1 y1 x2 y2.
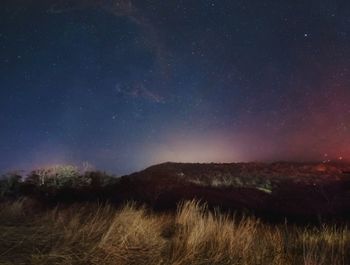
1 0 350 174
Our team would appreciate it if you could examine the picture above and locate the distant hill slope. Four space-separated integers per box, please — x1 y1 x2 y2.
120 162 350 220
126 161 350 189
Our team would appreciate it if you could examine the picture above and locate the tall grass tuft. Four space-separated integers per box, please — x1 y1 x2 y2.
0 199 350 265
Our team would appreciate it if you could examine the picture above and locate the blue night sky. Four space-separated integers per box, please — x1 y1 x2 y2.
1 0 350 174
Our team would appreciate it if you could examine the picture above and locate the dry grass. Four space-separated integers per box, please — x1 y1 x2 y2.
0 199 349 265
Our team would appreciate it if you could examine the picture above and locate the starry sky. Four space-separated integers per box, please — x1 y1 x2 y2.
1 0 350 174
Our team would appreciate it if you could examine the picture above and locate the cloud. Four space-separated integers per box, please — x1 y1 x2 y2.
45 0 169 75
46 0 133 15
116 82 165 103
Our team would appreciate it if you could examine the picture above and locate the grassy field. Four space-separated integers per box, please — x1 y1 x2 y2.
0 198 349 265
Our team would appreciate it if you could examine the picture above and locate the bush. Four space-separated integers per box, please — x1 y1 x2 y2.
19 166 119 202
0 172 22 198
26 165 81 187
82 171 117 188
26 166 117 189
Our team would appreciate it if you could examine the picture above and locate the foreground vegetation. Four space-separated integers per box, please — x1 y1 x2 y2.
1 164 350 264
0 198 349 265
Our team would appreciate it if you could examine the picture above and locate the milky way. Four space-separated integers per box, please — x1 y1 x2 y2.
1 1 350 174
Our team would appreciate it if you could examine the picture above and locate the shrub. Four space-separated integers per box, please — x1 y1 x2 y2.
82 171 117 188
26 165 90 188
0 172 22 198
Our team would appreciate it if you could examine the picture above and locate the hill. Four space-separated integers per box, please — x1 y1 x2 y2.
120 162 350 221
